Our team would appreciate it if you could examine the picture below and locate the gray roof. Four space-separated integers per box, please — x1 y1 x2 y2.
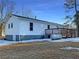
0 14 63 28
12 14 63 27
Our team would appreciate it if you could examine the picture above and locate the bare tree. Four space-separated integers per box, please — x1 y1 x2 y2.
64 0 78 23
0 0 14 36
64 0 78 13
64 0 79 36
0 0 14 20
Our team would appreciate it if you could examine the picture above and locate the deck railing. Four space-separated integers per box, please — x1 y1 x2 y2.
45 28 77 38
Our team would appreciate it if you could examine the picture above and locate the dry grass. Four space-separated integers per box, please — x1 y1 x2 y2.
0 42 79 59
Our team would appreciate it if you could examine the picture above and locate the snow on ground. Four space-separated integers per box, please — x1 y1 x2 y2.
0 40 17 46
50 37 79 42
0 39 50 46
60 47 79 50
0 38 79 46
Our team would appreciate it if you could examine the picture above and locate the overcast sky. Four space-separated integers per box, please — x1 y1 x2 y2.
12 0 67 24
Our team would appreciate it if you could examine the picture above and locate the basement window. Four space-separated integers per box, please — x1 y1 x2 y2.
30 22 33 31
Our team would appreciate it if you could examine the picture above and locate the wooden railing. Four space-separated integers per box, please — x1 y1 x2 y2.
45 28 77 38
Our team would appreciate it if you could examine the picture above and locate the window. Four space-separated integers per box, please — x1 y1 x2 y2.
8 23 13 29
48 25 50 29
30 22 33 31
11 23 13 28
8 24 10 29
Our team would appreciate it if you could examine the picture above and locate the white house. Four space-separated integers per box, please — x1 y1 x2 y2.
0 14 63 41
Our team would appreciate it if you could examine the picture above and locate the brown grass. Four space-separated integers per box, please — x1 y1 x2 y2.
0 42 79 59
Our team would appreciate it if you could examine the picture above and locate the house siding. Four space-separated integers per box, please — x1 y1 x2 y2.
19 35 44 40
6 35 13 41
5 35 44 41
5 16 20 35
19 18 57 35
16 35 20 41
4 15 63 41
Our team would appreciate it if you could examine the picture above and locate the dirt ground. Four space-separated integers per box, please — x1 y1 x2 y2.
0 41 79 59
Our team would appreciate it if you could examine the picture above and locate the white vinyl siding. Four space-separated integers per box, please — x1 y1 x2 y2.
5 15 62 36
5 16 20 35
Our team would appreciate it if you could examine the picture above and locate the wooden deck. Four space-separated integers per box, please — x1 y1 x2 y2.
45 28 77 38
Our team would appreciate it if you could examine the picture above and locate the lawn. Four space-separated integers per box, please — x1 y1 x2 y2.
0 42 79 59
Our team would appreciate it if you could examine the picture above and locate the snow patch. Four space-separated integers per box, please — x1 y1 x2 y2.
0 39 50 46
0 40 17 46
1 37 79 46
18 39 50 43
50 37 79 42
60 47 79 50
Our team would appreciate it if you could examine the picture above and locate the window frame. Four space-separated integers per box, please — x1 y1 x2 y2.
11 23 13 28
30 22 33 31
8 24 10 29
48 25 50 29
